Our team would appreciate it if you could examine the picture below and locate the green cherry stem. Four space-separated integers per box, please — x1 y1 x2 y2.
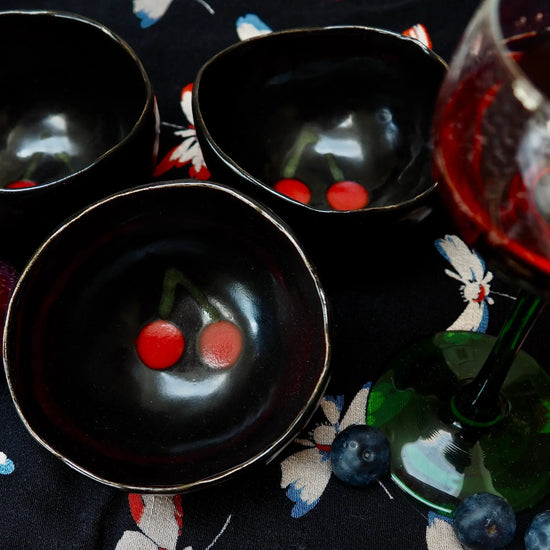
325 152 345 182
22 152 44 180
282 128 319 178
20 150 74 183
54 151 75 174
159 267 220 322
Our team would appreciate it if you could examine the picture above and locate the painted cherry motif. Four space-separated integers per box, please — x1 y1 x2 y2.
324 153 369 211
274 128 316 205
5 149 73 189
5 152 42 189
136 319 185 370
6 180 37 189
273 178 311 205
136 268 243 370
273 127 369 210
199 319 243 370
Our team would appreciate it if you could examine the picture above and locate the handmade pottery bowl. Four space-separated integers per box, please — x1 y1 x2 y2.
4 181 331 492
0 10 158 267
193 26 447 249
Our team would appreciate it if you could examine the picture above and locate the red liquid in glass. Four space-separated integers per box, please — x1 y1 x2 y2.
434 33 550 293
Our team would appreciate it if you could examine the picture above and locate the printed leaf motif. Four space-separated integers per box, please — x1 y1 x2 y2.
426 512 462 550
133 0 214 28
320 395 344 426
281 447 332 518
116 531 159 550
0 452 14 475
133 0 174 28
236 14 273 41
340 381 372 431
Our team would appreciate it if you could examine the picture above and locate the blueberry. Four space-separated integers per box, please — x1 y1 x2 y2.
525 510 550 550
453 492 516 549
330 424 390 487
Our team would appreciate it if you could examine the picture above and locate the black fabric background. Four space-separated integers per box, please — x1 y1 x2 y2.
2 1 550 548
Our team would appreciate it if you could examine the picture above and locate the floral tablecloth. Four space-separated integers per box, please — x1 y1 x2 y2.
3 0 550 548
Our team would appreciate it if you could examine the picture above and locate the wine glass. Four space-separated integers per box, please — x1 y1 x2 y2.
368 0 550 514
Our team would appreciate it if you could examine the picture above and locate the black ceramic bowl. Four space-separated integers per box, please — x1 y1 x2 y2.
4 181 330 492
193 26 447 245
0 10 158 266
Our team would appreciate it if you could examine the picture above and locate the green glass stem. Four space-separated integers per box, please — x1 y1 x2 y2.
451 289 545 427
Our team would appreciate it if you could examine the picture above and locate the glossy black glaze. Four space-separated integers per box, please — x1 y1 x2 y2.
193 27 447 254
0 11 158 267
4 181 330 491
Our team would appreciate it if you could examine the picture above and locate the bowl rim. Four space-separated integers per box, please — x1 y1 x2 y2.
192 24 448 216
3 179 332 492
0 9 157 195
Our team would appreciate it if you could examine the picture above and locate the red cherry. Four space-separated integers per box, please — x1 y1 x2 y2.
326 181 369 211
274 178 312 204
199 320 243 370
136 319 185 370
6 180 37 189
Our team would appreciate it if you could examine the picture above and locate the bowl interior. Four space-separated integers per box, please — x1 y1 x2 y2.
0 12 149 189
5 182 330 490
195 27 446 212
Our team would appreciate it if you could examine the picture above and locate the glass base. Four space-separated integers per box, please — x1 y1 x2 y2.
367 331 550 514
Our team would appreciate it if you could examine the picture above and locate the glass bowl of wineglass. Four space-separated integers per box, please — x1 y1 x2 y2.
368 0 550 514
